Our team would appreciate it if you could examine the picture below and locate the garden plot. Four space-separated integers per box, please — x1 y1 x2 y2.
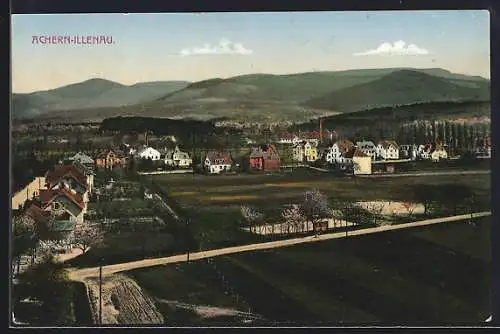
356 201 425 217
85 274 164 325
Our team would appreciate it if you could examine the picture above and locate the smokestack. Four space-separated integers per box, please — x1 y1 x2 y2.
319 118 323 145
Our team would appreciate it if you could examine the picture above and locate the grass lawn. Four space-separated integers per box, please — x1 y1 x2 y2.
151 169 491 249
128 217 491 325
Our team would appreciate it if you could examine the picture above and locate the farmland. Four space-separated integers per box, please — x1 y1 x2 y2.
151 169 491 249
127 217 492 325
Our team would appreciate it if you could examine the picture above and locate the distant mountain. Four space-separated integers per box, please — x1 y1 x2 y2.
23 68 490 123
12 79 190 119
305 70 490 113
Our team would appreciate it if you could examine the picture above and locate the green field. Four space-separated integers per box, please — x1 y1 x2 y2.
128 217 492 325
151 169 491 249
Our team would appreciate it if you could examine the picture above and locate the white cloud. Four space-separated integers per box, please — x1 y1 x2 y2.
353 40 430 56
180 38 253 56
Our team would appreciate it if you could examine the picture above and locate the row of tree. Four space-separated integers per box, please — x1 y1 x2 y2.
240 183 481 236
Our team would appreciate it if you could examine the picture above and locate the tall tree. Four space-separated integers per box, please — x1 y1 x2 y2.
281 204 305 234
240 205 264 233
72 222 104 254
301 189 330 231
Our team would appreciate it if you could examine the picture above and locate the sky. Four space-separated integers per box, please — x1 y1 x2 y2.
12 10 490 93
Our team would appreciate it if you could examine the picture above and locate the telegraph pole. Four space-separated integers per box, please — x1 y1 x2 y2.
99 259 103 325
186 218 190 263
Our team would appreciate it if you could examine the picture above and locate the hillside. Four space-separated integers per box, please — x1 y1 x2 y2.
23 68 490 123
12 79 190 119
305 70 490 113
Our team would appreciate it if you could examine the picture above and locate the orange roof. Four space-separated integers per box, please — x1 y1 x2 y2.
45 165 87 188
39 188 85 209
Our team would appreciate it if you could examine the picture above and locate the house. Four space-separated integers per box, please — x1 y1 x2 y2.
417 144 433 160
72 161 95 194
292 140 318 162
355 141 377 160
39 188 86 224
338 148 355 170
204 151 233 174
135 146 162 161
23 204 75 249
324 140 355 165
399 145 418 160
164 146 193 168
249 144 281 171
278 133 299 144
44 165 90 203
376 140 399 160
431 145 448 162
95 149 128 169
352 149 372 175
69 152 95 168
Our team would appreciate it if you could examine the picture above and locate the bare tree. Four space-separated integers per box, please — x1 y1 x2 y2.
281 204 305 235
73 222 104 254
301 189 330 231
240 205 264 234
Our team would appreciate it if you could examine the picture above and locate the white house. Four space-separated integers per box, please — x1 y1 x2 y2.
376 140 399 160
352 149 372 175
165 146 192 168
431 146 448 162
292 142 305 162
417 144 432 160
204 151 233 174
135 146 161 161
324 140 355 165
292 140 318 162
355 141 377 160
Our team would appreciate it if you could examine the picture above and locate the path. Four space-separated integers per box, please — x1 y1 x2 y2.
68 211 491 281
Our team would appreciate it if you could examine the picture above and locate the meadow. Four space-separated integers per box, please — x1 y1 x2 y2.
128 217 492 325
151 169 491 249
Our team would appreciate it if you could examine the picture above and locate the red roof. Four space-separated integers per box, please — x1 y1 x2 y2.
279 132 297 140
206 151 233 165
45 165 88 188
39 188 85 209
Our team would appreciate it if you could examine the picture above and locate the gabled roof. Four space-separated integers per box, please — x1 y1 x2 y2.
206 151 233 165
353 149 369 158
356 141 376 148
342 148 356 159
378 140 399 149
39 188 85 210
45 165 88 188
95 149 126 159
249 144 280 160
136 146 161 156
333 140 355 153
71 152 95 164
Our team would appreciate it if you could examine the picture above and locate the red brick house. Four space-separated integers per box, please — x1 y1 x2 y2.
249 144 281 171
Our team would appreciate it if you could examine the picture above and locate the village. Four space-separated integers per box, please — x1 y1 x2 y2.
11 122 492 272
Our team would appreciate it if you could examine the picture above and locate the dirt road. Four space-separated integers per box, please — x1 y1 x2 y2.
68 211 491 282
359 170 490 178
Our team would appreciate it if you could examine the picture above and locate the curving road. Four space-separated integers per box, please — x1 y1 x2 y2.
68 211 491 281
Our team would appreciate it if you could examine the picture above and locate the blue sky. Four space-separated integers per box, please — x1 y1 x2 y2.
12 11 490 93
